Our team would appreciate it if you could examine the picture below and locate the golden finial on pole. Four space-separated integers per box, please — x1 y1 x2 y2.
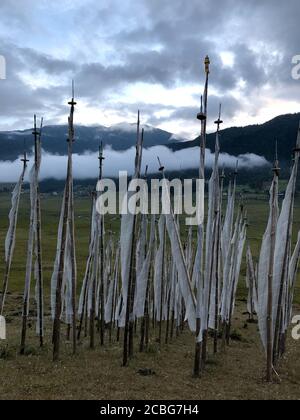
205 55 210 74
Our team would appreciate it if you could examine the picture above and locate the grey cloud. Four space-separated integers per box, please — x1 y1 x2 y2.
0 0 299 132
148 95 241 128
16 47 76 75
0 41 74 128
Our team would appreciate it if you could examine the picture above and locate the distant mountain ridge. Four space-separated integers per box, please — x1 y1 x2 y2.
0 123 175 161
0 113 299 163
170 113 300 163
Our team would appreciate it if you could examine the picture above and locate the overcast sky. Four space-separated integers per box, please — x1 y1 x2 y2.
0 0 299 139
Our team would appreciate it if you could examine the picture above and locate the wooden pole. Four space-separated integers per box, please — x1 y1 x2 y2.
145 266 153 349
1 152 28 315
123 114 143 366
128 129 144 359
123 215 137 365
158 220 166 346
203 216 217 364
78 194 95 341
53 151 70 360
213 106 223 354
110 245 120 344
165 277 171 345
266 159 279 382
98 144 106 346
140 255 152 352
215 168 225 353
20 115 40 355
53 91 77 361
202 123 221 366
90 192 100 350
68 88 77 356
273 140 299 365
194 55 210 377
89 245 97 349
36 119 44 348
70 182 77 354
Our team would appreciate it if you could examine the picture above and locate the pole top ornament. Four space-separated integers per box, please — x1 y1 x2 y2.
205 56 210 74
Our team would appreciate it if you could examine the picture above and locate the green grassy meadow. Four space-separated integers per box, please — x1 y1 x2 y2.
0 192 124 295
0 191 300 400
1 191 299 301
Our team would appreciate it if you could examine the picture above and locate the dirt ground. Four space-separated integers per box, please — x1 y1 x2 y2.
0 297 299 401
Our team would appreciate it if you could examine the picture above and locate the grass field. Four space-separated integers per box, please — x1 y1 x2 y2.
0 191 300 400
